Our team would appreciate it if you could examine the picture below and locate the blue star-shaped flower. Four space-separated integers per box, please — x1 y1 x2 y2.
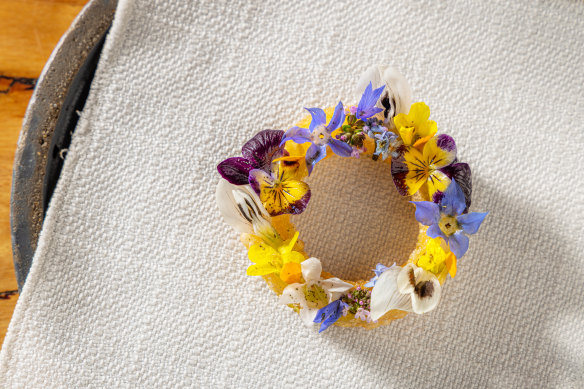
411 181 488 258
281 102 352 174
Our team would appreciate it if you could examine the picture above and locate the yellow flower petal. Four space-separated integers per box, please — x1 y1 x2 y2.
417 120 437 139
248 242 279 264
247 262 280 276
409 102 431 126
416 238 448 275
283 250 305 264
445 252 457 278
399 126 415 146
427 169 451 201
423 135 456 169
280 262 302 284
402 147 428 195
393 112 409 131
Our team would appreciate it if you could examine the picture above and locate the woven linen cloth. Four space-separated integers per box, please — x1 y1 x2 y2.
2 0 583 387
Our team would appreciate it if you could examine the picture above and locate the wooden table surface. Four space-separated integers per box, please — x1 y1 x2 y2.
0 0 88 346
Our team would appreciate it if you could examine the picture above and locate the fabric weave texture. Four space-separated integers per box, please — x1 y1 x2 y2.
1 0 583 387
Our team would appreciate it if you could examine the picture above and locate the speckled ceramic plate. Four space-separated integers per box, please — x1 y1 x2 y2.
10 0 117 291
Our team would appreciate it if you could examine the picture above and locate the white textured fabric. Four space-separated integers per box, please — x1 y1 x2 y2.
2 0 583 387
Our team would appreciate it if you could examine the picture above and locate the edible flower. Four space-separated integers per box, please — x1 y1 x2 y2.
364 120 403 161
417 237 457 278
247 231 305 283
370 263 413 321
279 257 353 327
411 180 488 258
313 299 349 333
391 134 469 202
355 82 385 120
216 179 281 246
281 102 352 174
393 102 437 147
354 307 372 322
249 160 311 216
396 263 442 314
217 130 286 185
364 263 391 287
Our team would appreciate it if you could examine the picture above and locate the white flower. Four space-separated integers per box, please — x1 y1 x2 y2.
215 179 280 244
370 263 413 321
396 263 442 314
355 65 412 128
279 257 353 326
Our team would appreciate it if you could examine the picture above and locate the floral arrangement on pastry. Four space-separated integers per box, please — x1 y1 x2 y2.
216 65 488 332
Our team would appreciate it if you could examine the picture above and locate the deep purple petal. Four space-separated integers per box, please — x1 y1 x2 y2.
435 134 457 153
328 138 353 157
457 212 488 235
410 201 441 226
432 190 445 204
440 162 472 211
287 187 311 215
241 130 285 172
326 101 345 132
281 126 312 146
390 157 409 196
314 300 347 333
305 143 327 175
441 180 466 216
449 232 469 258
305 107 327 132
217 157 254 185
427 223 447 240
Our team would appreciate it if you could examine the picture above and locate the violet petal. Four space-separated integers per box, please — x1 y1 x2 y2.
217 157 254 185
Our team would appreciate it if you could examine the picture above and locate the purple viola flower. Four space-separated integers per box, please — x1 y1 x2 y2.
364 263 391 287
217 130 285 185
313 299 349 333
411 180 488 258
281 102 352 174
355 82 385 120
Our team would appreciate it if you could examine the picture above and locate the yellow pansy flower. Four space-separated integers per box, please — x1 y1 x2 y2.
394 102 437 147
249 161 311 216
391 134 457 201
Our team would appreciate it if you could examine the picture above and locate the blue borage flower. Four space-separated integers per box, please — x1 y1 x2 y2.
313 299 349 333
355 82 385 120
281 102 352 174
364 263 391 287
411 180 488 258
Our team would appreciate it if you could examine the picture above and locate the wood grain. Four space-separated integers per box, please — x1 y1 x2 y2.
0 0 88 345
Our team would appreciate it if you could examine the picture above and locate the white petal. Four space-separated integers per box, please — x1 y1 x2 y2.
301 257 322 283
355 65 383 96
397 263 416 294
279 283 307 307
379 66 412 120
411 271 442 314
215 180 278 241
320 277 353 302
299 307 319 326
371 266 413 321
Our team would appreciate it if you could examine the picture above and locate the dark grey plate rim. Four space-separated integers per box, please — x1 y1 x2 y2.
10 0 117 291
